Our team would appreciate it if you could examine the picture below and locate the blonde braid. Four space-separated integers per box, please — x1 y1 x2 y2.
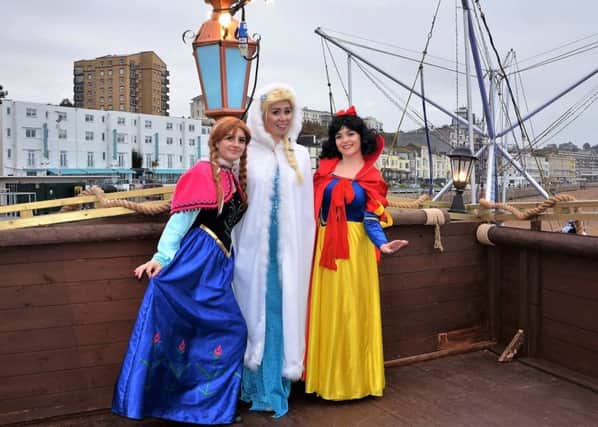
282 137 303 184
238 150 249 205
209 139 224 214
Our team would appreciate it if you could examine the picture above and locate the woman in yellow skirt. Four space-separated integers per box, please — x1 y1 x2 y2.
305 106 408 400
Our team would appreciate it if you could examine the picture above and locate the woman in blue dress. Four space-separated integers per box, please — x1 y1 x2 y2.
112 116 251 425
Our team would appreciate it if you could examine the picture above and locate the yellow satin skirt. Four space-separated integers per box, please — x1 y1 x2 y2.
305 222 385 400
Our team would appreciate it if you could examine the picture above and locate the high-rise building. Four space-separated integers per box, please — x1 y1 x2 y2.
74 51 170 116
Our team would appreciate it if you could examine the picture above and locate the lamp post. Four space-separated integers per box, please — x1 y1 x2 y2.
448 146 476 213
191 0 258 119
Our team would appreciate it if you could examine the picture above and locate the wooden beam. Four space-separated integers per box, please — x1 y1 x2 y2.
498 329 525 362
487 226 598 258
385 341 496 368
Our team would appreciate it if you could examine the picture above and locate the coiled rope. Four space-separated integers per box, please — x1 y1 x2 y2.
60 186 170 215
479 194 576 220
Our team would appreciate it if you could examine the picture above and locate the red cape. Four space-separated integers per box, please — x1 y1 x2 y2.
170 161 238 214
313 134 389 270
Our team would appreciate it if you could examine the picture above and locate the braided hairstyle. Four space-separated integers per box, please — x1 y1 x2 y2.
208 116 251 212
261 87 303 183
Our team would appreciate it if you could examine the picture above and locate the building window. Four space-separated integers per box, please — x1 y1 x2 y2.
87 74 92 80
26 108 37 117
100 71 104 77
6 128 10 137
102 152 106 161
7 148 12 159
179 155 183 163
7 106 11 114
100 97 105 104
85 131 94 141
85 114 94 122
25 128 38 138
189 124 195 132
167 154 174 169
120 86 124 93
145 120 152 129
189 139 195 146
27 151 36 167
119 104 125 111
119 68 125 75
166 137 173 145
202 127 209 135
144 154 153 168
87 152 95 167
118 152 126 167
117 133 126 143
101 132 105 141
145 135 152 144
56 112 67 122
108 70 113 76
58 129 67 139
179 138 183 145
60 151 68 167
117 117 125 125
166 122 173 130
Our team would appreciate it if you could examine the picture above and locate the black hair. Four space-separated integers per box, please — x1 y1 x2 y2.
320 115 379 159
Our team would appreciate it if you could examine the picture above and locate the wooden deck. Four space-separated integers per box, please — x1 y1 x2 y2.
20 351 598 427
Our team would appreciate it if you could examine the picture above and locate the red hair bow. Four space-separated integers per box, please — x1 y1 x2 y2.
335 105 357 117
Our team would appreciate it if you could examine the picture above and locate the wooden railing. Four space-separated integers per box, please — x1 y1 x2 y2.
0 187 174 231
3 188 598 231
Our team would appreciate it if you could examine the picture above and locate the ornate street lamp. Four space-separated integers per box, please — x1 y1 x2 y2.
189 0 259 119
448 146 476 213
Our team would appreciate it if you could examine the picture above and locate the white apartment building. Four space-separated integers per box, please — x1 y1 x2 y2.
0 100 211 183
302 107 332 127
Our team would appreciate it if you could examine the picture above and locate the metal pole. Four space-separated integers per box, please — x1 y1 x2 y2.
315 27 487 136
347 53 353 105
462 7 477 203
485 72 496 201
496 143 549 198
496 66 598 139
420 66 434 195
462 0 495 139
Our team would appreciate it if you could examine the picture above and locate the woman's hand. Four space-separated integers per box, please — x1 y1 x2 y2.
380 239 409 254
134 259 162 279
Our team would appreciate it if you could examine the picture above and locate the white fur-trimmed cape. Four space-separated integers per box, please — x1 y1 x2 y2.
232 83 315 380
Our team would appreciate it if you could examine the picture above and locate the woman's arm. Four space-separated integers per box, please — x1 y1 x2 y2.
134 210 199 279
364 211 408 254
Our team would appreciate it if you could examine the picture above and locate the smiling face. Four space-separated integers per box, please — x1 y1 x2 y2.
335 125 362 159
216 127 248 163
264 100 293 140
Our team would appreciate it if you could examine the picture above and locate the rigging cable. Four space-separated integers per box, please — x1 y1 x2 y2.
353 59 454 148
320 27 465 67
474 0 547 188
323 39 350 104
320 38 336 114
327 35 471 76
388 0 444 155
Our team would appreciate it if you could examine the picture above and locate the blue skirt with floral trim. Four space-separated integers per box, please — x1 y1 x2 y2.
112 226 247 425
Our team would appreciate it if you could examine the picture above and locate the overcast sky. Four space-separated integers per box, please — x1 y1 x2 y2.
2 0 597 146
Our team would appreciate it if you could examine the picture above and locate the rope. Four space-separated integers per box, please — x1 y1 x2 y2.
389 0 443 154
479 193 576 220
60 186 170 215
423 208 446 252
388 194 431 209
476 223 495 246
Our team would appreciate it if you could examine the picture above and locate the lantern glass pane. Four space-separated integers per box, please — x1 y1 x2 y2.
196 45 222 109
225 47 247 109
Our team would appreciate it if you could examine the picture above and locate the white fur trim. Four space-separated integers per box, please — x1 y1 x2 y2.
233 83 315 380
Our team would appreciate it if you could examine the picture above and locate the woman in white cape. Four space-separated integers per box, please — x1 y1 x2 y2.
232 83 315 417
